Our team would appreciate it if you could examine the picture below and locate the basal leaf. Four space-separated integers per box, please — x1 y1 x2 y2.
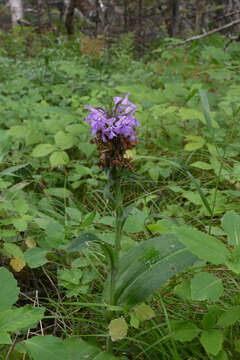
114 234 198 306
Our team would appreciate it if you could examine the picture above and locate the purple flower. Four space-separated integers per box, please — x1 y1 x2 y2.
85 93 139 142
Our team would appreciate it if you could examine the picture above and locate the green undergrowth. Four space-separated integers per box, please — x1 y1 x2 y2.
1 30 240 359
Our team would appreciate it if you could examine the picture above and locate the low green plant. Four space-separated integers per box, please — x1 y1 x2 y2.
2 33 240 359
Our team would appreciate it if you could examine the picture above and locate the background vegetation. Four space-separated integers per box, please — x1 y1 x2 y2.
1 1 240 359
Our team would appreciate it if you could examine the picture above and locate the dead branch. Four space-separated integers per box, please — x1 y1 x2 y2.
174 18 240 47
216 10 240 21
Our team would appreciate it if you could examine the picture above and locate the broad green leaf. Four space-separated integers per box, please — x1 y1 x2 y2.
3 243 23 258
202 311 217 330
31 144 55 157
58 268 82 285
7 125 26 137
64 338 120 359
191 161 213 170
134 304 155 321
44 187 72 199
184 142 204 151
172 321 200 342
199 89 213 134
68 165 92 181
186 171 213 216
55 130 74 150
65 338 99 359
23 248 48 268
45 221 64 248
108 317 128 341
222 210 240 246
81 211 96 228
66 207 82 221
191 272 224 301
14 197 29 215
50 151 69 167
175 225 230 265
174 279 191 300
217 306 240 327
130 313 140 329
179 108 204 122
0 164 29 176
225 259 240 274
235 339 240 353
182 191 203 205
0 331 11 345
0 267 19 311
12 218 27 231
26 336 121 360
200 329 223 356
66 232 100 252
123 210 146 233
0 306 45 333
212 350 229 360
114 234 198 306
25 335 69 360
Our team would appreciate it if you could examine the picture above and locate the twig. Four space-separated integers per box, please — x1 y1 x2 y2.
216 10 240 21
35 290 44 336
5 333 18 360
174 18 240 47
224 35 239 51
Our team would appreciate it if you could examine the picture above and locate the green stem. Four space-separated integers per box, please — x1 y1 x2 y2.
106 175 123 353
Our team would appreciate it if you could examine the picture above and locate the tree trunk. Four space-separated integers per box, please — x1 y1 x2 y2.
36 0 43 33
123 0 128 32
95 0 99 36
171 0 180 37
9 0 24 26
138 0 142 30
195 0 206 32
65 0 77 34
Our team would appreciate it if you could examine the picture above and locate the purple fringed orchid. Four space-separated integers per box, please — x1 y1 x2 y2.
85 93 139 172
85 93 139 142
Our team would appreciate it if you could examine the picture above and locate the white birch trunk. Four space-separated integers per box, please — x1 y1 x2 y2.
9 0 24 26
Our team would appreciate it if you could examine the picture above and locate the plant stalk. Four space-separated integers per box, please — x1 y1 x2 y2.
106 175 123 353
